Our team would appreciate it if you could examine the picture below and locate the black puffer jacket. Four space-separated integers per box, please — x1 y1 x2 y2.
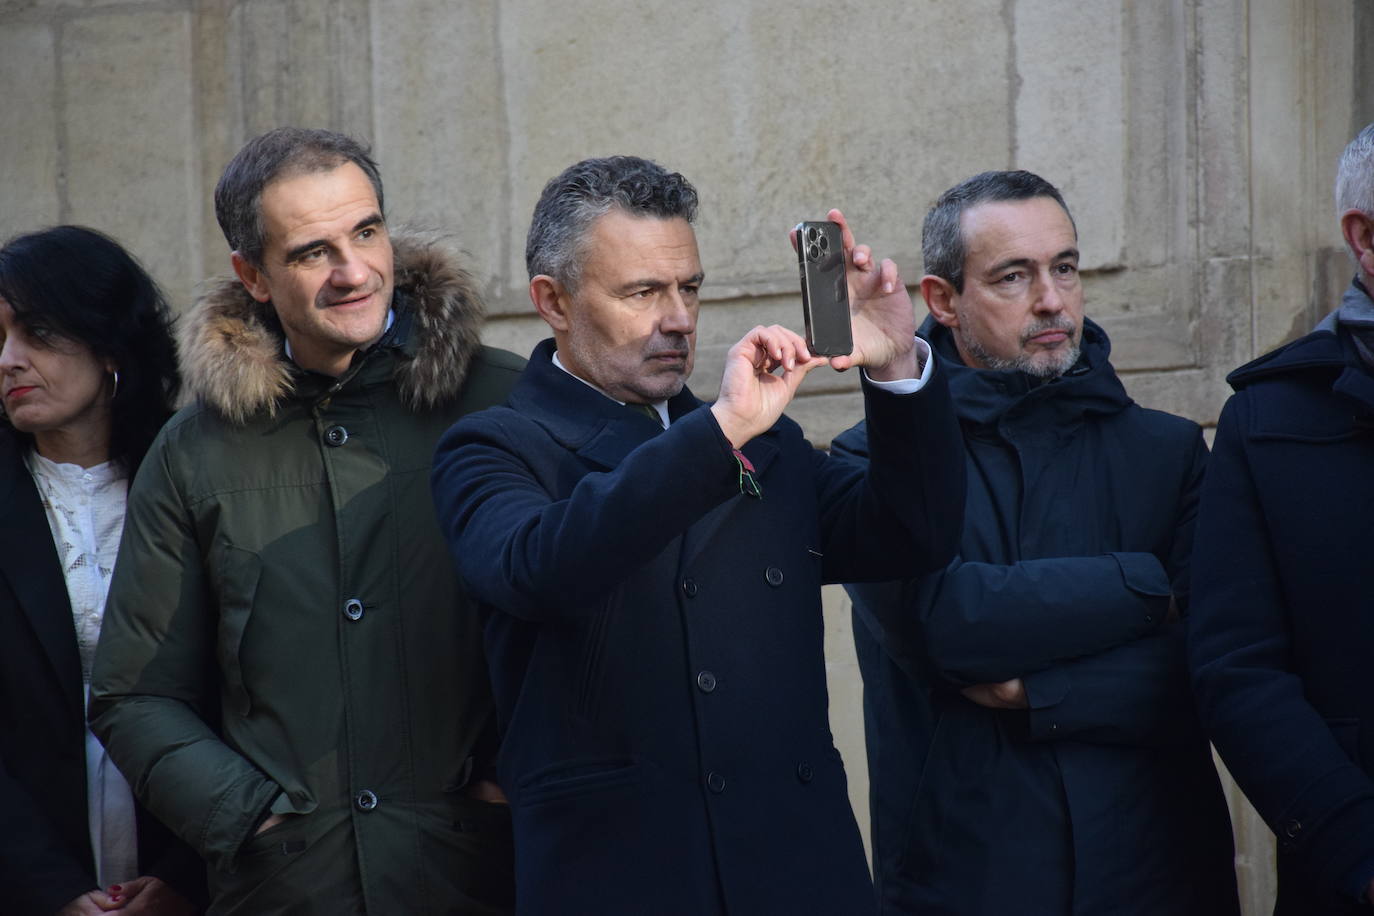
838 316 1238 915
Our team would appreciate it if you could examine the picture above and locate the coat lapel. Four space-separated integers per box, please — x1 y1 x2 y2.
511 340 671 470
0 436 84 718
512 338 788 568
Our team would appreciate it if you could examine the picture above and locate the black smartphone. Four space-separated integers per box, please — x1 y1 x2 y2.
795 220 853 356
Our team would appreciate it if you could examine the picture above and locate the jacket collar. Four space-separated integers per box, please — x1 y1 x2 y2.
178 230 486 424
1224 279 1374 416
921 315 1132 428
0 431 83 718
509 338 782 477
509 339 703 470
1228 279 1370 388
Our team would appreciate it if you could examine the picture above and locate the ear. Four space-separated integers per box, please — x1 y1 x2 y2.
920 275 960 329
530 275 572 332
1341 209 1374 281
231 251 273 304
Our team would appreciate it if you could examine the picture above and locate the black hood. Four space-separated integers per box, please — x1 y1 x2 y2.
920 314 1132 428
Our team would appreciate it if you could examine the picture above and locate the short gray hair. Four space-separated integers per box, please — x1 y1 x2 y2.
525 156 698 289
922 170 1075 293
214 127 385 268
1336 122 1374 217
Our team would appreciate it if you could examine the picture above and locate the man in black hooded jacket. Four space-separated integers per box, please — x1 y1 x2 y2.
835 170 1240 915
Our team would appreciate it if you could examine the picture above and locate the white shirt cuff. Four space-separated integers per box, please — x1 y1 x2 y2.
862 337 934 394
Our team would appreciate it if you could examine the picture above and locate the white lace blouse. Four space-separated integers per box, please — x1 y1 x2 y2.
25 449 138 887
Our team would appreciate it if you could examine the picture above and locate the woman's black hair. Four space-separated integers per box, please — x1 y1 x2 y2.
0 225 180 475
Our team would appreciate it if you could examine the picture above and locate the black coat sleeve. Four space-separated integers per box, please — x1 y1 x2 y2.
0 751 95 916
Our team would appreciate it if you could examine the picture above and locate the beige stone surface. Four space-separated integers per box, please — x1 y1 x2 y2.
495 0 1008 313
229 0 373 140
1015 0 1126 269
60 9 201 306
371 0 508 304
0 22 60 234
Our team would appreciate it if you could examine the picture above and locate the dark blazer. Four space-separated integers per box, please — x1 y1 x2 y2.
431 338 964 915
1190 283 1374 914
0 430 203 915
839 318 1239 915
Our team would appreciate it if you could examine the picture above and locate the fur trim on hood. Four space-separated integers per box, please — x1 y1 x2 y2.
178 231 485 424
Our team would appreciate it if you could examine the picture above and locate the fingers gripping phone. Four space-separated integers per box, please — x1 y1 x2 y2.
795 221 853 357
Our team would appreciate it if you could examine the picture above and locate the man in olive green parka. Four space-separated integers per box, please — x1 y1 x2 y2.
89 128 521 915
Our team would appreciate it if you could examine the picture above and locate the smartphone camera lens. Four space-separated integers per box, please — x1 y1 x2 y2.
818 234 830 252
806 242 821 261
805 226 820 244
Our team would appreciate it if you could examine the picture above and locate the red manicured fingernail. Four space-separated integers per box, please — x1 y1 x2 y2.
110 886 122 893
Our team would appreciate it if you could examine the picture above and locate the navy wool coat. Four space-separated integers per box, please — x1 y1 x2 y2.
838 318 1239 916
1190 282 1374 914
431 338 964 915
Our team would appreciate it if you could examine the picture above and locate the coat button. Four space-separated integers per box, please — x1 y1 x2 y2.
1284 819 1302 838
343 598 364 621
765 567 784 587
324 425 349 447
706 771 726 793
355 789 379 811
696 670 717 693
796 762 813 783
681 577 698 598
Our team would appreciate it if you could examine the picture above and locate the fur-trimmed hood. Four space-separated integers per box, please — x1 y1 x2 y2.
178 231 485 424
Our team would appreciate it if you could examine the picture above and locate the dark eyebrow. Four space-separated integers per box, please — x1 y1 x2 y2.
985 257 1035 277
986 248 1080 277
283 213 385 263
615 272 705 295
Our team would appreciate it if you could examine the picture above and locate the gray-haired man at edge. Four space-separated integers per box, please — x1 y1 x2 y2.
1190 122 1374 915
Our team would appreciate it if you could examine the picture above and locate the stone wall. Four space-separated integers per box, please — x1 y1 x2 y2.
4 1 1372 911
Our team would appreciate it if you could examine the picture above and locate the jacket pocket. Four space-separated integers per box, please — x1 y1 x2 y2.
238 811 309 860
211 543 263 716
431 795 516 911
517 757 643 807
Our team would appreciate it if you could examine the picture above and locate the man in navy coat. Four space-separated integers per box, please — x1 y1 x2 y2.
836 170 1240 915
430 155 964 914
1190 122 1374 914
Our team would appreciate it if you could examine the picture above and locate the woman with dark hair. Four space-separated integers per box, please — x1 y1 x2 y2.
0 226 201 915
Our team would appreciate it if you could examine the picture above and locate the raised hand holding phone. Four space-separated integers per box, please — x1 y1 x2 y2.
792 210 917 380
796 220 854 357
